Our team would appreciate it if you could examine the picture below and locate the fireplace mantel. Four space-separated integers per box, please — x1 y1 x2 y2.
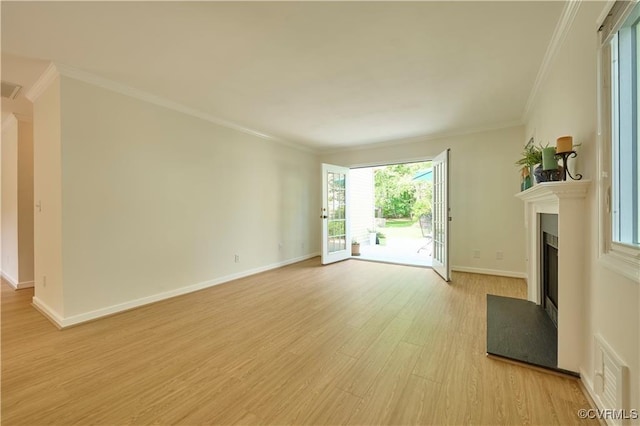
515 180 591 372
515 181 591 210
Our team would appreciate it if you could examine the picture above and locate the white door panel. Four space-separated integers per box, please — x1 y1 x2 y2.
432 149 451 281
321 164 351 265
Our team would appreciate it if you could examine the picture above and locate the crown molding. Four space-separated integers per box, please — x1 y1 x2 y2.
596 0 617 26
24 62 59 102
51 63 317 155
319 119 524 155
522 0 582 122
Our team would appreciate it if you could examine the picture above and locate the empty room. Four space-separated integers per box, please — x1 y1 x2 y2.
1 1 638 425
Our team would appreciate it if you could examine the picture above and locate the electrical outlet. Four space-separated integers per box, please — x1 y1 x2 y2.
234 255 240 263
43 275 47 288
278 243 283 251
496 251 504 260
473 249 480 259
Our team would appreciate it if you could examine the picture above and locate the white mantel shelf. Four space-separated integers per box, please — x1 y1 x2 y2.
515 180 591 373
515 180 591 203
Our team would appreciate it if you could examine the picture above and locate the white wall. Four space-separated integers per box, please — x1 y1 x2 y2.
321 125 526 277
2 115 19 285
33 76 64 317
34 75 320 323
525 2 639 408
0 117 3 278
0 114 34 288
17 119 34 285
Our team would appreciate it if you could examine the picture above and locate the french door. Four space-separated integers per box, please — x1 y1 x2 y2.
432 149 451 281
321 164 351 265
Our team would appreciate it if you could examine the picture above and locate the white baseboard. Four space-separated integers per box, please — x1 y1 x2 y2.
1 272 34 289
15 280 35 289
38 252 320 329
451 266 526 279
1 271 18 288
32 297 65 329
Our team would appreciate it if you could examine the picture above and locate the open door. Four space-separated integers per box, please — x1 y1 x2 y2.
321 164 351 265
432 149 451 281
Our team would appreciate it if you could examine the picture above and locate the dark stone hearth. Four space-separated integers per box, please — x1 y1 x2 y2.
486 294 559 371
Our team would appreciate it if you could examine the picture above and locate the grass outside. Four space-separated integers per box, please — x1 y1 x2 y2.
378 218 423 239
384 218 415 228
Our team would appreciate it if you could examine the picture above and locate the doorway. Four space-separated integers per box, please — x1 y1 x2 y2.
350 161 434 267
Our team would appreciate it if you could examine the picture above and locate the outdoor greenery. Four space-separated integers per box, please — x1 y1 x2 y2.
385 219 415 228
327 220 345 237
374 162 433 220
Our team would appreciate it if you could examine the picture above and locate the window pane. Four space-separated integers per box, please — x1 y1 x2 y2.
612 33 620 240
611 10 639 246
637 20 640 244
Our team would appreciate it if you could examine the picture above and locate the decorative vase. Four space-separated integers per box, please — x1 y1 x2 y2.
521 166 532 191
534 165 563 183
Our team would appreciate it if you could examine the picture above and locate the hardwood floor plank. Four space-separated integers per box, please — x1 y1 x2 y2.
387 374 443 425
346 341 422 425
1 259 596 425
401 283 447 346
435 331 486 424
411 329 454 383
249 328 357 420
262 351 357 424
337 315 413 397
233 411 262 425
339 292 412 359
343 279 404 329
300 389 362 426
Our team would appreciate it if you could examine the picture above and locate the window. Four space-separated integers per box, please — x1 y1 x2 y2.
611 7 639 246
599 1 640 282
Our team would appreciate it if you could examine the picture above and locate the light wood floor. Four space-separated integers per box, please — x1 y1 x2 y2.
2 258 595 425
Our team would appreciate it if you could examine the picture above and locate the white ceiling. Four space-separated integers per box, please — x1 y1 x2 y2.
1 1 564 151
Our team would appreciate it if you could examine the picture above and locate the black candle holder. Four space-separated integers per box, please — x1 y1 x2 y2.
554 150 582 181
536 167 563 182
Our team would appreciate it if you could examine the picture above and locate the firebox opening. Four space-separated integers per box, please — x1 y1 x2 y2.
543 233 558 327
540 213 559 328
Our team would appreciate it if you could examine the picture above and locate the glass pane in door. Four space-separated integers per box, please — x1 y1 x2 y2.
327 171 347 253
431 149 450 281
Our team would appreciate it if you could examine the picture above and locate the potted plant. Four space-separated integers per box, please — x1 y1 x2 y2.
515 143 543 170
351 239 361 256
376 231 386 246
515 143 561 183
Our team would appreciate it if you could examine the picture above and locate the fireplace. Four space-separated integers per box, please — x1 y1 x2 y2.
540 214 558 327
515 181 590 373
485 211 562 373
